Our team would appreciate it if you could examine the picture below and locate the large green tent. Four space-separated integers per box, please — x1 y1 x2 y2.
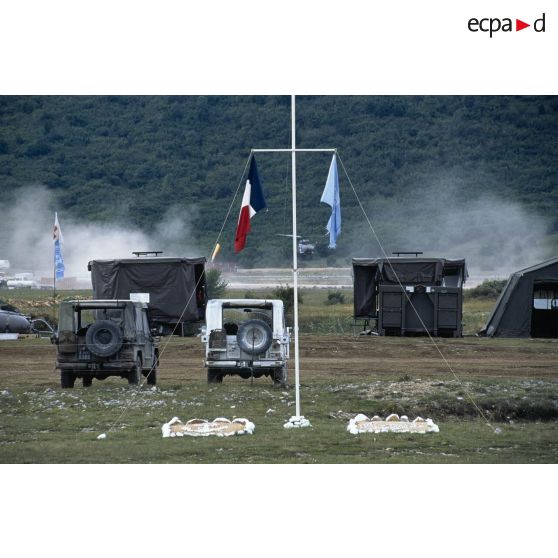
479 256 558 338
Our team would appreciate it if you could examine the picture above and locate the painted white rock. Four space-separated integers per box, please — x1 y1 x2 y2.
283 416 312 429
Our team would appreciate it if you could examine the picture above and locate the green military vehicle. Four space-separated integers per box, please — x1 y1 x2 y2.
53 299 159 388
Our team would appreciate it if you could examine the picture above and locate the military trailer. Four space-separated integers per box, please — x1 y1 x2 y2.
88 257 207 336
352 256 467 337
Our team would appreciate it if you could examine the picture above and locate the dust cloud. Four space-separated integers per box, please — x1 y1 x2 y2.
0 185 200 280
347 180 553 280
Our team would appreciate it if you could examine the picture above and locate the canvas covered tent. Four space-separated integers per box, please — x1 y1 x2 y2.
479 256 558 338
88 257 207 335
353 257 467 337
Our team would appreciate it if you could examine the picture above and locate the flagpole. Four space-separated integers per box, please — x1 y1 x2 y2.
250 101 336 428
290 94 302 420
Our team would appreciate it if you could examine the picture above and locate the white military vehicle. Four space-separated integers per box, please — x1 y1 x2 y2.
201 299 290 387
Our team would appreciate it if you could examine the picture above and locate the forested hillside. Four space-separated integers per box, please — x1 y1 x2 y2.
0 96 556 269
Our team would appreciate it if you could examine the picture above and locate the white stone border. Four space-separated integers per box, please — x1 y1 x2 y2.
347 413 439 434
162 417 255 438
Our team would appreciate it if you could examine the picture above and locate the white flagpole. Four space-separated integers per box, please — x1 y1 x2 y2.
251 100 336 429
290 94 302 420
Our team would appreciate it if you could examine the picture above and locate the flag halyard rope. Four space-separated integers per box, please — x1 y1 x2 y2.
101 153 254 436
336 153 497 433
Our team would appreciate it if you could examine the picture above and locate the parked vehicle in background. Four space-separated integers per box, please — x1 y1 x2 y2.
0 309 32 334
201 299 290 386
53 299 159 388
88 256 207 336
6 273 40 289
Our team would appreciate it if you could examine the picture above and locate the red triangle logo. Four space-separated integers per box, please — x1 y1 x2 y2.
516 19 530 31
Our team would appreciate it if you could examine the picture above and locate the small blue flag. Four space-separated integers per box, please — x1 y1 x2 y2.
53 212 65 280
320 154 341 249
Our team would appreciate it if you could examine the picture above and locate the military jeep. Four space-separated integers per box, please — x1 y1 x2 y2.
53 300 159 388
201 299 290 386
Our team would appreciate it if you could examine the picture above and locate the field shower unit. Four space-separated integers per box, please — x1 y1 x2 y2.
352 256 467 337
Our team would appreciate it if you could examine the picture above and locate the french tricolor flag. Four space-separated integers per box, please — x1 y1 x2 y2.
235 156 266 253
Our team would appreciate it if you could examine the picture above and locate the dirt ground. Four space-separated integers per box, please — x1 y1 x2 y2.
0 334 557 463
1 334 557 387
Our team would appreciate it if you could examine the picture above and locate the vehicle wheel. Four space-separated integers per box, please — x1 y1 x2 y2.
207 370 223 383
82 376 93 387
236 319 273 355
146 365 157 386
85 320 123 358
273 366 287 388
128 356 142 385
61 370 75 388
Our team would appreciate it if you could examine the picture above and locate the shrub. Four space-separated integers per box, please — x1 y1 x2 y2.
324 290 345 305
464 279 507 300
272 284 303 315
206 268 228 298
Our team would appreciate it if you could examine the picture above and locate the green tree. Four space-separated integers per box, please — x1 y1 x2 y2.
206 268 228 298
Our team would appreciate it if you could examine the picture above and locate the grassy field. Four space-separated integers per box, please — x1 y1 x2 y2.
0 288 556 463
1 334 557 463
2 286 495 335
1 387 557 463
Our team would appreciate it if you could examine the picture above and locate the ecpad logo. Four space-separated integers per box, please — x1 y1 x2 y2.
468 13 546 37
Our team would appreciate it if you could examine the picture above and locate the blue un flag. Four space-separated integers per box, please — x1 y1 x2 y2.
53 212 65 279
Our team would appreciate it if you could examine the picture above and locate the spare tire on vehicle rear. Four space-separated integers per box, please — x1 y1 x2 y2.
236 319 273 355
85 320 123 357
